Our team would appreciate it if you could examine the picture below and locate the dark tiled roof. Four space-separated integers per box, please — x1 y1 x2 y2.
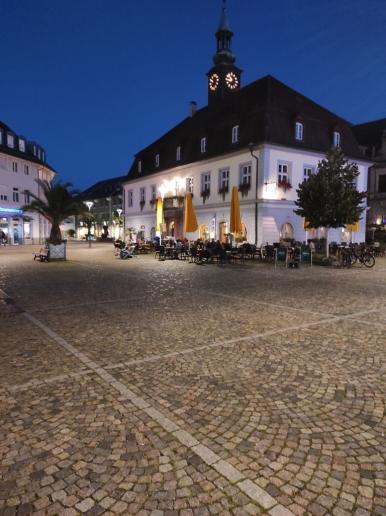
79 175 126 200
0 120 55 172
125 75 363 182
352 118 386 152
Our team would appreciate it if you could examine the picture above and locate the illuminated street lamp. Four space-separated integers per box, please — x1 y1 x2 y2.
117 208 123 239
84 201 94 248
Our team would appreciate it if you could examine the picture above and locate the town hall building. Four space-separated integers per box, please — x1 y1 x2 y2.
122 4 371 245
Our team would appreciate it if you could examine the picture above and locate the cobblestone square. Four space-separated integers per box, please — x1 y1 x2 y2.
1 243 386 515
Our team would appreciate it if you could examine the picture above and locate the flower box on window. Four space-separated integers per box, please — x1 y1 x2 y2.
218 185 229 200
238 182 251 197
200 188 210 203
277 178 292 191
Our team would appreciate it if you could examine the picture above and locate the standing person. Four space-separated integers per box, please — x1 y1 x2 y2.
0 230 6 246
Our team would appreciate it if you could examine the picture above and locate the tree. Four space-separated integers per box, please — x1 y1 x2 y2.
23 179 85 244
294 148 366 256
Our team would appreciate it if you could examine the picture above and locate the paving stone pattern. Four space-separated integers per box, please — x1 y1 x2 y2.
1 243 386 515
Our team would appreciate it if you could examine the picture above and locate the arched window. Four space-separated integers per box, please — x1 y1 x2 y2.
199 224 209 240
280 223 294 240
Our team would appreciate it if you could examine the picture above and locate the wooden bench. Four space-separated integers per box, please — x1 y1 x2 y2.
34 247 49 262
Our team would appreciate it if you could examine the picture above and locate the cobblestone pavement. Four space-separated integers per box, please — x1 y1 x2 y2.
1 242 386 516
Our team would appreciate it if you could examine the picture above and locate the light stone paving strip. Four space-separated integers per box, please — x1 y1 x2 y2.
22 310 294 515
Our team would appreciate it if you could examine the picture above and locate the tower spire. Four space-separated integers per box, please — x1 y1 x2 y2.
214 0 235 65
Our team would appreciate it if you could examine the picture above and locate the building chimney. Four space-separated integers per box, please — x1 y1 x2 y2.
189 101 197 117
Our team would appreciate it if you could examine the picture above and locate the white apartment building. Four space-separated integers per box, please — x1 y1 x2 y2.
122 5 371 245
0 120 55 244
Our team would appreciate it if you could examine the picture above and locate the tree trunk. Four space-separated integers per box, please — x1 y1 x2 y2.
325 228 329 258
49 223 62 244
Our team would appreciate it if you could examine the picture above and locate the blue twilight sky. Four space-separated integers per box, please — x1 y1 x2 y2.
0 0 385 190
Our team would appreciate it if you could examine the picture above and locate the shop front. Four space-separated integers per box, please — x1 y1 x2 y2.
0 207 25 244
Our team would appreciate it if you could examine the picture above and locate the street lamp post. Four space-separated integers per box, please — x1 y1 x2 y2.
248 143 259 246
117 208 123 239
85 201 94 248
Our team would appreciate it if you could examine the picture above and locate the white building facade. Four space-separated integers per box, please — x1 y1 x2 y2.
122 5 371 245
0 120 55 244
123 143 370 245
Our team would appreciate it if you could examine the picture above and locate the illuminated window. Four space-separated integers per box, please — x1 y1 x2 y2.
333 131 341 147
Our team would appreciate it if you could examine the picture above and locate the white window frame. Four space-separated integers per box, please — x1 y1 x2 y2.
24 190 30 204
303 165 315 181
12 162 18 173
333 131 341 147
186 177 194 194
219 168 230 191
201 172 211 192
231 125 239 144
13 188 19 203
295 122 303 141
24 165 29 175
7 134 14 148
127 190 133 207
176 146 181 161
155 154 160 168
151 185 156 200
0 194 7 201
140 187 146 203
138 160 142 173
278 161 291 183
239 162 252 185
0 131 3 145
19 139 25 152
200 137 207 154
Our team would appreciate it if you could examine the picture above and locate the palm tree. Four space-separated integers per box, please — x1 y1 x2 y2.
23 179 85 244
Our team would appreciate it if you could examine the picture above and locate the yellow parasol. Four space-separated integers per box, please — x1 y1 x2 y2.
346 222 359 232
156 198 163 232
230 186 242 235
184 192 198 233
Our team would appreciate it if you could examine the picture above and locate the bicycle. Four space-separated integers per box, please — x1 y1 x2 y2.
340 245 375 268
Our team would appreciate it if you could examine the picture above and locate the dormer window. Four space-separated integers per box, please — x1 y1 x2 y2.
295 122 303 141
176 146 181 162
232 125 239 143
19 139 25 152
7 134 14 148
0 131 3 145
155 154 160 168
200 137 207 153
333 131 341 147
41 150 45 162
138 160 142 173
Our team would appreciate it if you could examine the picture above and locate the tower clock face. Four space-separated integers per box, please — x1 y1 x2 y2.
209 73 220 91
225 72 239 90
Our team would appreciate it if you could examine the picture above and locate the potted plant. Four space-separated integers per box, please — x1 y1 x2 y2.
238 182 251 197
277 178 292 191
200 188 210 204
23 179 84 260
218 185 229 200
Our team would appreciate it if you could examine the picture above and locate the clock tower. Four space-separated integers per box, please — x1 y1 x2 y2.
207 1 242 106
